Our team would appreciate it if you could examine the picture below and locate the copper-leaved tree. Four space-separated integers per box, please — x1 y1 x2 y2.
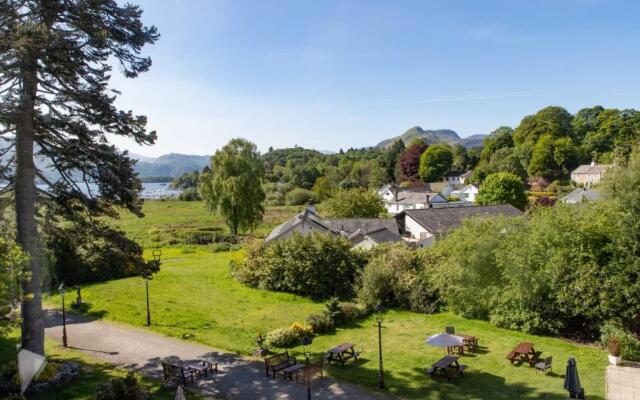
0 0 158 355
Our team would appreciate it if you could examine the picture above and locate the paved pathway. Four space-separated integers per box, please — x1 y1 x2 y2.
607 362 640 400
44 310 392 400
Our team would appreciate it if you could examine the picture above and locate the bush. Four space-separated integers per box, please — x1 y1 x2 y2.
230 232 367 299
356 243 442 313
324 189 385 218
184 230 238 245
600 322 640 360
290 322 313 339
339 302 367 322
285 188 317 206
178 187 201 201
306 313 334 334
209 243 231 252
264 327 299 348
95 371 150 400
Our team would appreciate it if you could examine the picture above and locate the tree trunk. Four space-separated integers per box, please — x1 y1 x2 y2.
15 53 45 356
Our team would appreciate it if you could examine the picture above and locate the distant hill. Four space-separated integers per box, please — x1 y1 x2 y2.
131 153 210 178
376 126 486 149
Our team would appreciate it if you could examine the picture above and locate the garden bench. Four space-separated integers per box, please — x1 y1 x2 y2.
162 361 195 386
265 351 296 378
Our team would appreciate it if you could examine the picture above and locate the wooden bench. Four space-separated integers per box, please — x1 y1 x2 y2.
162 361 195 386
265 351 296 379
506 351 517 363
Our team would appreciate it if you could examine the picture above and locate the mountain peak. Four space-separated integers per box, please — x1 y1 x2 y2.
376 127 474 148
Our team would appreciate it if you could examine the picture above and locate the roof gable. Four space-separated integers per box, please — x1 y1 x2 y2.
401 204 522 235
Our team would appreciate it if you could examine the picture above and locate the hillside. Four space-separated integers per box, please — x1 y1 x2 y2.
131 153 210 178
376 126 486 149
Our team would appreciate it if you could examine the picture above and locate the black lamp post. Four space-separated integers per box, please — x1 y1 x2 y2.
375 304 385 389
301 335 313 400
143 249 162 327
59 283 68 348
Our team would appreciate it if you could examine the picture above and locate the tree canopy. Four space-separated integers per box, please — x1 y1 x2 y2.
200 138 266 235
418 143 454 182
476 172 527 210
324 188 385 218
0 0 158 355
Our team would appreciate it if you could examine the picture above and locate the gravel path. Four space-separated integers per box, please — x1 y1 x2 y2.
44 310 393 400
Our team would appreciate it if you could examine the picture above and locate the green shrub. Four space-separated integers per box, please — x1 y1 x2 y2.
306 313 334 334
356 243 441 313
231 232 367 299
264 327 299 348
600 322 640 361
290 322 313 339
339 302 367 322
285 188 317 206
95 371 150 400
178 187 201 201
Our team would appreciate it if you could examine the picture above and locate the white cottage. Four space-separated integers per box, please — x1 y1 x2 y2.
396 204 523 248
450 184 479 203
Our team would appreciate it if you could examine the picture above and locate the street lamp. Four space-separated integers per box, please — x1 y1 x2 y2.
375 303 385 389
301 335 313 400
142 249 162 327
59 283 68 348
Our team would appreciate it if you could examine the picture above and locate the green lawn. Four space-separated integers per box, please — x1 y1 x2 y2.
109 200 302 248
0 330 202 400
46 246 607 400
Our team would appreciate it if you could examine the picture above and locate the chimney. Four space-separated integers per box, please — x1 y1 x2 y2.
393 185 398 202
426 194 433 208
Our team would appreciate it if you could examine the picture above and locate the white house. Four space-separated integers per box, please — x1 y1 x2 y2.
396 205 523 248
570 162 612 188
450 184 479 203
445 171 472 186
265 208 402 248
378 184 448 214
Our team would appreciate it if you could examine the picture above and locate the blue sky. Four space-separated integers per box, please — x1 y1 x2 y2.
110 0 640 156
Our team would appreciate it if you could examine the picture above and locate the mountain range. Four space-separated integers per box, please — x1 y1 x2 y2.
375 126 486 149
130 153 210 178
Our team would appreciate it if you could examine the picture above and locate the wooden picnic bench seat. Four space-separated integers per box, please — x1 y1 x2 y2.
162 361 195 386
506 351 517 362
265 351 296 378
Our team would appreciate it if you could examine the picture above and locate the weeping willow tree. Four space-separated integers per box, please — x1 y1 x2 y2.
0 0 158 355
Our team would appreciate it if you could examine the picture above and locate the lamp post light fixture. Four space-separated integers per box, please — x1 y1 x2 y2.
59 283 68 348
300 335 313 400
375 303 385 389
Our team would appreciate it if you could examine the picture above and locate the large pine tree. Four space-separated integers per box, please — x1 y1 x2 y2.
0 0 158 355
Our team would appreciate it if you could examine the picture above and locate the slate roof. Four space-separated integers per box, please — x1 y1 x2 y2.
391 190 444 204
348 227 402 246
400 204 523 235
425 182 450 194
562 188 601 203
265 208 334 242
326 218 399 235
571 164 612 175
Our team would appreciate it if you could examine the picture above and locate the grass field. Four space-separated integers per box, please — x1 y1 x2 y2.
0 330 203 400
45 238 607 399
109 200 302 248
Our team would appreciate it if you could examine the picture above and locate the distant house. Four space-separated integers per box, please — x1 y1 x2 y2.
450 184 479 203
348 227 403 250
396 205 523 248
571 162 612 187
264 208 402 248
561 188 601 204
378 184 447 214
446 171 472 186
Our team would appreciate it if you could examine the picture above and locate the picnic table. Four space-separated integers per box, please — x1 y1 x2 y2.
186 360 217 378
325 343 359 366
457 334 478 352
427 355 467 381
507 342 540 366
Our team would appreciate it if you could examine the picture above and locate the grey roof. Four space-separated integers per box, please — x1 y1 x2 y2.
448 170 472 178
326 218 399 235
349 227 402 246
562 188 601 203
265 208 333 242
400 204 522 235
571 164 612 175
391 190 445 204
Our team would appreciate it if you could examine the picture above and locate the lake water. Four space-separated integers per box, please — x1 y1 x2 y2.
10 181 184 200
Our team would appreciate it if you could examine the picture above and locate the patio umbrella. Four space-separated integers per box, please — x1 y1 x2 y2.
564 357 583 398
425 333 464 353
175 385 186 400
